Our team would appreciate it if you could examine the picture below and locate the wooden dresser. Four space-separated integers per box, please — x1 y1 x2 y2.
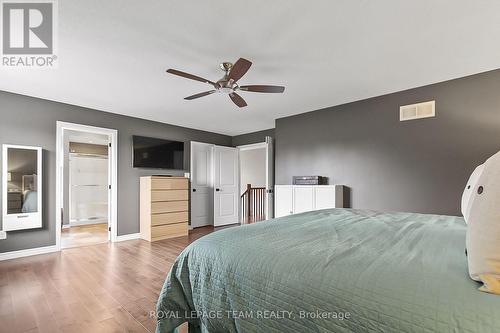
140 176 189 241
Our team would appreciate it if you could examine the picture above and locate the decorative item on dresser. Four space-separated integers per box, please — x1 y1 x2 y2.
274 185 345 218
140 176 189 242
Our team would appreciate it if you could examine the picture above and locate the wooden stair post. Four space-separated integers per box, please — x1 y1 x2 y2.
246 184 252 220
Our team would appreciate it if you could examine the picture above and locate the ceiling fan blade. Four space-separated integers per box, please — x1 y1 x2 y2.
228 58 252 82
229 92 247 108
239 85 285 93
184 90 217 100
166 69 216 87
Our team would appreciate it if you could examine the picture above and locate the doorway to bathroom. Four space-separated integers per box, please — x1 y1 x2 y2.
55 122 118 249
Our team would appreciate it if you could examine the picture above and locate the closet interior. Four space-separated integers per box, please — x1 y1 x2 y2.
61 130 110 248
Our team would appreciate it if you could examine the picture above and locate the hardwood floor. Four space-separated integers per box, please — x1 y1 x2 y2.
241 214 266 224
0 226 215 333
61 223 109 249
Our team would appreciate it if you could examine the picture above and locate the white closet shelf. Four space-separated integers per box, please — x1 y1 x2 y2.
76 201 108 205
69 153 108 158
72 184 107 187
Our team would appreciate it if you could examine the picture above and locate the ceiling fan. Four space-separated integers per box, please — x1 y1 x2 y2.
166 58 285 108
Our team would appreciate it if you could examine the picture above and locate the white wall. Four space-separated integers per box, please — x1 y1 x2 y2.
240 148 266 194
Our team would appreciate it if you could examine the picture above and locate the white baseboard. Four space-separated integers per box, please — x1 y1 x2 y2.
115 233 140 242
0 245 59 261
0 233 140 261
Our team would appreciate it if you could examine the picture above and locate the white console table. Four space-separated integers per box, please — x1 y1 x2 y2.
274 185 345 218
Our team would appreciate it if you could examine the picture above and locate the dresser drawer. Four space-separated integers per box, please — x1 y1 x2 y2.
151 190 188 202
151 178 188 190
151 211 188 226
151 223 188 240
151 200 188 214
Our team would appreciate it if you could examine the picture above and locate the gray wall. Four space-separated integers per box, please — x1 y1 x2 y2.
0 91 231 253
275 69 500 216
3 68 500 252
232 128 274 146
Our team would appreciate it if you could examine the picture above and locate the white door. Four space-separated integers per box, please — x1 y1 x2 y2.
293 186 314 213
214 146 239 226
274 185 293 218
265 137 274 219
190 142 214 228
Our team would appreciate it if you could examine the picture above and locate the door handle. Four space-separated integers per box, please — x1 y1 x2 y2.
216 188 220 192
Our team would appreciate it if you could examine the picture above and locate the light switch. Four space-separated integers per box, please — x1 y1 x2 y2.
0 231 6 240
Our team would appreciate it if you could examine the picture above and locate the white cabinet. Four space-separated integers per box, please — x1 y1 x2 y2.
275 186 294 217
314 186 337 210
293 186 314 213
274 185 345 218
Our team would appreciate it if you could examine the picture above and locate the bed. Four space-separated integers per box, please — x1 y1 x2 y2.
156 209 500 332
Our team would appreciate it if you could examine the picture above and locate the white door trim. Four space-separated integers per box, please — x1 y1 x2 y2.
264 136 274 219
237 137 274 220
55 121 118 251
236 142 267 151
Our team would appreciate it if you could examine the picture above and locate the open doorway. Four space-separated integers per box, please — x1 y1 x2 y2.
62 131 109 248
55 122 118 250
238 137 274 224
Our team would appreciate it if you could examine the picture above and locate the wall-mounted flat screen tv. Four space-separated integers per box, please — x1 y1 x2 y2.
132 136 184 169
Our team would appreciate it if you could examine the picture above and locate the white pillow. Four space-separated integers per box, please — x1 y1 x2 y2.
466 151 500 295
461 164 484 223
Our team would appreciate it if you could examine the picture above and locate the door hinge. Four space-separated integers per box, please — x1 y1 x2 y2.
108 185 111 189
108 226 111 232
108 143 111 148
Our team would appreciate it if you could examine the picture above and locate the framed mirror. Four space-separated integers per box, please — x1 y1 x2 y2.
2 144 42 231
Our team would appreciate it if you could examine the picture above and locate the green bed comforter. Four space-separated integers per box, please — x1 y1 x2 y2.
156 209 500 332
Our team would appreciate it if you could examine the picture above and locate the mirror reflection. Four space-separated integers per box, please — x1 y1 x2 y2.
7 148 38 214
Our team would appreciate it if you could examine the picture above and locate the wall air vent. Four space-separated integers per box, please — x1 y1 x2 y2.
400 100 435 121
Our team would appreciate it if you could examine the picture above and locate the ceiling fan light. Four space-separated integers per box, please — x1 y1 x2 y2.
166 58 285 107
219 87 233 94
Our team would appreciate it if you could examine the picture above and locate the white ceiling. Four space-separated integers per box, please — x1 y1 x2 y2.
1 1 500 136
